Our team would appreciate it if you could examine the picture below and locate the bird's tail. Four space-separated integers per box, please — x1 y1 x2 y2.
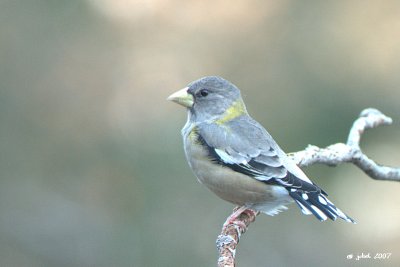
289 189 356 223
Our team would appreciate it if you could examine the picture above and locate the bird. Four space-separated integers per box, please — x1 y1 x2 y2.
167 76 355 224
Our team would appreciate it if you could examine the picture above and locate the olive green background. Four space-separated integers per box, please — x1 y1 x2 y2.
1 1 400 266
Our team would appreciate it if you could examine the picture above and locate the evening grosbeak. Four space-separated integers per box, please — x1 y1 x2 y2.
167 76 355 223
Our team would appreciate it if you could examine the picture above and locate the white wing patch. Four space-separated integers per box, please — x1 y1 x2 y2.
214 148 237 164
282 159 313 184
213 148 275 182
214 148 249 165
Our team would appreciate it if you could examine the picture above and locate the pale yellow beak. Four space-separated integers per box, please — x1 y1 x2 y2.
167 87 194 108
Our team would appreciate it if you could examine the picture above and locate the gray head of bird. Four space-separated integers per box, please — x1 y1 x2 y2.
167 76 248 122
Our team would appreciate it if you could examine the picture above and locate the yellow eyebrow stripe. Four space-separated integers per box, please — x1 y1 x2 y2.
215 100 247 125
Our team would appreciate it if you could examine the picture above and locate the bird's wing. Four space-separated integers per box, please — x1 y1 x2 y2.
197 116 354 222
198 116 319 191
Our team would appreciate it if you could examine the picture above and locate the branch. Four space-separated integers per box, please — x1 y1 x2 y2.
289 108 400 181
217 208 259 267
216 108 400 267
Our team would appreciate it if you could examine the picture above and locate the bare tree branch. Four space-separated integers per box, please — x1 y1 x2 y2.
217 208 259 267
216 108 400 267
289 108 400 181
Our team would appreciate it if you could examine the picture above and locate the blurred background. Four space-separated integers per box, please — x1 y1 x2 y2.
1 0 400 266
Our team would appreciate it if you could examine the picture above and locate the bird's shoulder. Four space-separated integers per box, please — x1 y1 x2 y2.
198 115 278 152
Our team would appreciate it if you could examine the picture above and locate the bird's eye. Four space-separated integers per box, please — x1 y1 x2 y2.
199 89 209 97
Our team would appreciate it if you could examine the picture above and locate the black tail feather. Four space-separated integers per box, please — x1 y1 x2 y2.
288 188 355 223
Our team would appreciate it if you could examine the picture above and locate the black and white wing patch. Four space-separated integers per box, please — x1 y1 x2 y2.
197 133 355 223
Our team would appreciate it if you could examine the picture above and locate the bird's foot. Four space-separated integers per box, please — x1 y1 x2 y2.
222 206 255 230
